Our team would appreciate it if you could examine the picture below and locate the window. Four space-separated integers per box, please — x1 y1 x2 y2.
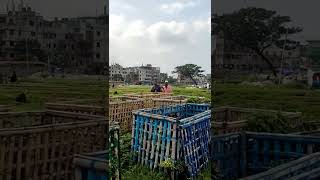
10 53 14 58
53 44 56 48
96 53 100 59
71 44 74 50
18 30 21 36
48 43 51 48
96 42 100 48
10 41 14 47
97 31 101 36
31 32 36 36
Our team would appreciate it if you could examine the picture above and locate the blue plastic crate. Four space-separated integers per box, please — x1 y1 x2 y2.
211 132 320 180
131 103 211 177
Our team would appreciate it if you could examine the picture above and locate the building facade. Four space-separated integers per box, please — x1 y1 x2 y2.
0 2 108 74
109 63 161 84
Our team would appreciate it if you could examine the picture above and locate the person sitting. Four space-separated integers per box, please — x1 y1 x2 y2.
162 80 172 93
151 82 162 92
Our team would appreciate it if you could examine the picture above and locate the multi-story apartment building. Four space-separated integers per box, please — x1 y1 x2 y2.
109 63 161 84
0 2 108 74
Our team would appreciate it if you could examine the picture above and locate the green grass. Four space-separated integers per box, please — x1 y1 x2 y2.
0 77 106 111
214 83 320 121
109 85 211 100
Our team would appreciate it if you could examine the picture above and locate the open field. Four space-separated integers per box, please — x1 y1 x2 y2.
215 83 320 121
109 85 211 99
0 78 211 112
0 78 106 111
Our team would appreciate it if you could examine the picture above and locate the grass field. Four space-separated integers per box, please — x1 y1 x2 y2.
215 83 320 121
109 85 211 99
0 78 106 111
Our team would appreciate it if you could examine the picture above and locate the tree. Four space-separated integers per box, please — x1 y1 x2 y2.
172 64 204 85
160 73 168 83
167 76 176 84
213 7 302 77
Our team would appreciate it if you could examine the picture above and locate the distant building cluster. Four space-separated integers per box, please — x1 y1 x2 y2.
109 63 161 84
0 1 108 74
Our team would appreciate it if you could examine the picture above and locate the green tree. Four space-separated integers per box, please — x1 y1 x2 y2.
172 64 204 85
160 73 168 83
167 76 176 84
213 7 302 77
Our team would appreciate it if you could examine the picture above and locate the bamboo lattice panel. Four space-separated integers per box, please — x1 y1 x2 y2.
0 111 107 180
109 96 144 132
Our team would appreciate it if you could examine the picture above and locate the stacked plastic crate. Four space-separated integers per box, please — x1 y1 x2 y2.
131 103 211 177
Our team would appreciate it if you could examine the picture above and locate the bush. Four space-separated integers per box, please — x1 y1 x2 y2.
246 113 295 133
187 97 210 103
16 93 27 103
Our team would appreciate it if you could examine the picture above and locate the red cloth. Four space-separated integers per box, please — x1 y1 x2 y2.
163 85 172 93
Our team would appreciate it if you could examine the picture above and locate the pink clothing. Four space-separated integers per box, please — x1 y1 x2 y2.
163 85 172 93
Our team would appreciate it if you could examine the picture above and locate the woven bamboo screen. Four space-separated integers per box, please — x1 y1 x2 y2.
0 110 107 180
109 96 144 132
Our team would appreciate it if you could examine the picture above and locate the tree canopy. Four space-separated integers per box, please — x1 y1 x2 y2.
213 7 302 77
172 64 204 85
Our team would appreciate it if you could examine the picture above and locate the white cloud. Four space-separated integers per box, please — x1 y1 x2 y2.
109 14 210 74
160 1 196 14
192 17 211 33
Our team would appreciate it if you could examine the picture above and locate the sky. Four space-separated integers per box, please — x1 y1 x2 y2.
109 0 211 75
213 0 320 41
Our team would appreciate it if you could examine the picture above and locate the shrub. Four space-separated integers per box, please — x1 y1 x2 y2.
246 113 295 133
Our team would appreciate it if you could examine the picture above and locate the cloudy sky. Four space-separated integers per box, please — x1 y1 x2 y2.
110 0 211 75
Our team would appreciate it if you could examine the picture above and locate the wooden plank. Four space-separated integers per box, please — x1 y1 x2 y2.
159 120 167 164
165 122 171 159
171 123 177 161
141 117 148 165
154 120 163 169
6 136 15 180
33 133 41 180
42 132 49 179
0 137 6 180
145 118 153 166
16 136 23 180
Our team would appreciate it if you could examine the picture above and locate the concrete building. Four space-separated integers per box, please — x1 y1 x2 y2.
109 63 160 84
0 1 108 75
